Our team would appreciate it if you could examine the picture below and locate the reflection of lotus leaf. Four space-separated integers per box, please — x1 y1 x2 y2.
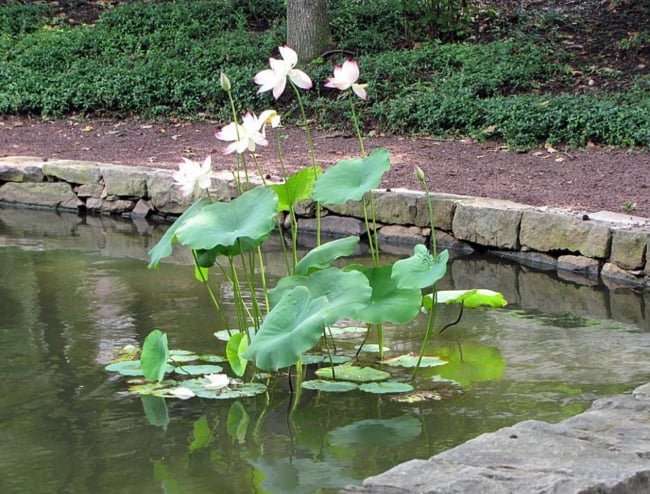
427 341 505 387
328 416 421 447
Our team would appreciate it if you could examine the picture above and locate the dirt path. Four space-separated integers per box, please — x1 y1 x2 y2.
1 116 648 218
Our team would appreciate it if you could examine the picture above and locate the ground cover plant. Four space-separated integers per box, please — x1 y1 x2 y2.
0 0 648 148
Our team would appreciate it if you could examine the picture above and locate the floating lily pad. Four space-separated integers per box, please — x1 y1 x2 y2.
168 350 199 363
356 343 391 353
359 381 414 394
198 354 226 363
381 355 447 368
327 325 367 338
105 360 174 377
315 364 390 383
173 364 224 376
128 380 178 396
301 380 359 392
301 354 352 365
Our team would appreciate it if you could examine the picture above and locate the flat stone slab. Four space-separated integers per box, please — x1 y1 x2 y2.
340 383 650 494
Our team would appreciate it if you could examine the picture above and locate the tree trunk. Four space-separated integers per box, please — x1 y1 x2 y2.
286 0 331 63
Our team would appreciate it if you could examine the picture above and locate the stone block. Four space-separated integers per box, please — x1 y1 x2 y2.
610 228 648 270
101 165 150 197
435 231 475 256
452 199 525 249
0 182 82 210
76 183 104 198
146 170 195 215
601 262 648 288
414 192 466 231
0 157 45 182
490 250 557 270
520 209 611 258
132 198 153 218
557 255 601 275
377 225 428 256
43 159 102 184
100 199 134 214
297 215 366 237
325 189 419 226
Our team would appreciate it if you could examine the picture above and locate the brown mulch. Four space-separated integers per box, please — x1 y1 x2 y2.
1 115 649 219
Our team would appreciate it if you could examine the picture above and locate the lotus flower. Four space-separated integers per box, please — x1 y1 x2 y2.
215 111 269 154
173 156 212 196
203 373 229 390
169 387 195 400
254 46 313 99
324 60 368 100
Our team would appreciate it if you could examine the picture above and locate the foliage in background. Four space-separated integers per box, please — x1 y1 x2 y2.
0 0 648 149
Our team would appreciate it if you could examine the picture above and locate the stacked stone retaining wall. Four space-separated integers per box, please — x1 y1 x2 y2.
1 156 648 288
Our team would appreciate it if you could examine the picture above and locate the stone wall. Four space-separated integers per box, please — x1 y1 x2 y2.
1 156 648 288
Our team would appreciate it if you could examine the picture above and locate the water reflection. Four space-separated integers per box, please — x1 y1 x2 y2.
1 207 649 493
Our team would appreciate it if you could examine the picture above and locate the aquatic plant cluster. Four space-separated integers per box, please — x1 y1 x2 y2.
105 47 507 404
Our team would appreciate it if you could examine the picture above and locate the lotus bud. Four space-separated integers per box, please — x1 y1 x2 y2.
414 165 426 183
220 71 231 92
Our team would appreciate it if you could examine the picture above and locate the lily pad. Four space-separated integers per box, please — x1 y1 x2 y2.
226 332 249 377
168 350 199 363
198 354 227 363
301 354 352 365
356 344 391 353
327 325 367 337
173 364 224 376
424 289 508 310
381 355 447 368
106 359 175 378
301 380 359 392
270 166 322 212
359 381 414 394
214 329 254 342
315 364 390 383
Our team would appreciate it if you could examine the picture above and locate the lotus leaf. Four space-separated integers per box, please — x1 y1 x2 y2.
173 364 224 376
243 286 328 371
312 148 391 204
270 166 321 212
294 236 360 275
141 330 170 382
226 332 249 377
148 197 209 268
175 187 278 253
301 380 359 392
423 289 508 310
381 355 447 368
391 245 449 289
315 364 390 383
359 381 414 394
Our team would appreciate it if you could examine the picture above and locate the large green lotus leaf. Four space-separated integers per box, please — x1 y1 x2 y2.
226 332 249 377
423 342 505 387
105 359 146 377
391 245 449 289
359 381 414 394
347 264 421 324
270 166 322 212
315 364 390 383
328 416 421 447
294 236 360 276
141 330 170 382
175 187 278 252
243 286 328 371
312 148 391 204
301 380 359 392
140 396 169 430
269 267 371 325
423 289 508 310
148 198 210 269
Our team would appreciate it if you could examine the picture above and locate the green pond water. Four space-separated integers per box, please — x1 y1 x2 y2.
1 207 649 494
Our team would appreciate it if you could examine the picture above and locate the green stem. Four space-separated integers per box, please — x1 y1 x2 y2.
412 288 437 380
290 79 321 246
349 97 366 157
191 250 229 331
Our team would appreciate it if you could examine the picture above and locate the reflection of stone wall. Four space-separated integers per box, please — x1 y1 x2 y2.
1 157 648 288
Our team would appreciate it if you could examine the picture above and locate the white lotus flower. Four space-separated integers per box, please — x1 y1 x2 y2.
173 156 212 196
203 373 229 390
169 386 195 400
254 45 313 99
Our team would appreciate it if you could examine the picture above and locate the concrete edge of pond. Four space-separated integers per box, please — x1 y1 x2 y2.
339 382 650 494
0 156 648 288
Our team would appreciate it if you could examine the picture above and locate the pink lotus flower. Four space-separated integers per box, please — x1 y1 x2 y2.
215 111 272 154
324 60 368 100
254 46 313 99
172 156 212 197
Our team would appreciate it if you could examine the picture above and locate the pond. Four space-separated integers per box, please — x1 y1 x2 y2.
1 206 649 494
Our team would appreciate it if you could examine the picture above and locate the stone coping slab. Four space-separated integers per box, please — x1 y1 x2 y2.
340 383 650 494
0 156 648 287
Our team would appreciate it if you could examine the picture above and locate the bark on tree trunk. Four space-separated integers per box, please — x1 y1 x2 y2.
286 0 331 62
